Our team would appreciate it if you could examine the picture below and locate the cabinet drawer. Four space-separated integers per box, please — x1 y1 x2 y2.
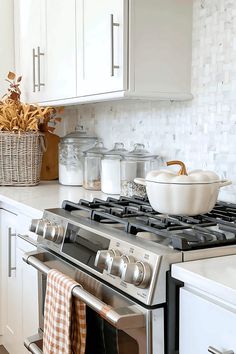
17 214 38 241
180 288 236 354
16 236 36 253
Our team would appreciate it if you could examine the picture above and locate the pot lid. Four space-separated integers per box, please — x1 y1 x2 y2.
61 126 97 143
104 142 128 158
124 143 157 159
146 160 221 184
84 141 108 156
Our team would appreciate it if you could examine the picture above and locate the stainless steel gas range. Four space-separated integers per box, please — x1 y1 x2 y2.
23 196 236 354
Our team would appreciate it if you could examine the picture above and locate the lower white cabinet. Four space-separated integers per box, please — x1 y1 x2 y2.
1 210 18 353
16 237 39 354
1 209 38 354
180 288 236 354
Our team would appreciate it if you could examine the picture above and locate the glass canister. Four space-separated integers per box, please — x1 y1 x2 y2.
121 143 160 197
101 142 127 194
83 142 108 190
59 126 98 186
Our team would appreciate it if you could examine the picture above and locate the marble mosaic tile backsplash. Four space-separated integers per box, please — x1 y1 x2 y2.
63 0 236 202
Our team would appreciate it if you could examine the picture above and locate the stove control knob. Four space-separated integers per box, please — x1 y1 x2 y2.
121 261 152 288
55 225 65 244
43 224 64 243
107 254 136 276
35 219 48 236
95 249 121 271
43 224 55 241
29 219 41 233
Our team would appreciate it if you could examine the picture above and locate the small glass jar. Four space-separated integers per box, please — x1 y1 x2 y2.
101 142 127 194
83 142 108 190
121 143 160 197
59 126 97 186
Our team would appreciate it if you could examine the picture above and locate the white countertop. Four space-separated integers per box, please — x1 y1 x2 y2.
172 255 236 306
0 181 111 217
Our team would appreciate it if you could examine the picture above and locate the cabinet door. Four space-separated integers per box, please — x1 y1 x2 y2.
16 0 76 104
77 0 127 96
180 288 236 354
0 210 39 354
16 0 45 103
16 237 39 354
1 210 19 354
43 0 77 101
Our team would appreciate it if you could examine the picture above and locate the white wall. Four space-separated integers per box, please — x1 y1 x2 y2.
65 0 236 203
0 0 14 97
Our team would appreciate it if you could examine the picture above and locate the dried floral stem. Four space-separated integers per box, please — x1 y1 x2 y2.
0 72 63 133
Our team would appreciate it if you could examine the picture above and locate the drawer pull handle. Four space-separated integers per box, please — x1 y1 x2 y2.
8 227 16 278
37 46 45 91
32 48 37 92
110 14 120 76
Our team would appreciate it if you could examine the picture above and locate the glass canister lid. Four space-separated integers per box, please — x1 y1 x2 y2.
84 142 108 156
125 143 158 160
104 142 127 159
60 125 97 144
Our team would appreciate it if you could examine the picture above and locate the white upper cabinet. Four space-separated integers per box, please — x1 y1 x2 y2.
15 0 193 105
44 0 77 101
15 0 77 103
15 0 44 103
0 0 14 98
129 0 193 100
77 0 127 96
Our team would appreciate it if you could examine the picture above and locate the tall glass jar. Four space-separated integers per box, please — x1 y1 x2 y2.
83 142 108 190
121 143 160 197
101 143 127 194
59 126 97 186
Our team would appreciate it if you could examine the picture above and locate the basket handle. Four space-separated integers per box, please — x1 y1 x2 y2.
39 135 47 153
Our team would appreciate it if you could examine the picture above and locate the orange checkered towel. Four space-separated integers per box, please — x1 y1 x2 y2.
43 269 86 354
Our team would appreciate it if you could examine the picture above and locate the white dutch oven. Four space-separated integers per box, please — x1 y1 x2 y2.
134 160 232 216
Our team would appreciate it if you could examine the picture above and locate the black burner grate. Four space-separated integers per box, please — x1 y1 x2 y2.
62 197 236 251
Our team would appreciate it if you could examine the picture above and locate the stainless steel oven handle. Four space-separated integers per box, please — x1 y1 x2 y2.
24 333 43 354
23 251 145 330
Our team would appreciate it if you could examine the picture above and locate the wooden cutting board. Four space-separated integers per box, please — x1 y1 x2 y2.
40 131 60 180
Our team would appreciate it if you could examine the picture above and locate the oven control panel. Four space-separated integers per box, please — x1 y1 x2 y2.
94 239 162 304
29 216 67 250
95 249 151 288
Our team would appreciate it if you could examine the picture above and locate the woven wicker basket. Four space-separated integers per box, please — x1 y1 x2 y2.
0 132 45 186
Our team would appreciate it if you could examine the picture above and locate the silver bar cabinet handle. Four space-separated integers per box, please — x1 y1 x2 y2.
32 48 37 92
110 14 120 76
8 227 16 278
37 46 45 91
208 346 234 354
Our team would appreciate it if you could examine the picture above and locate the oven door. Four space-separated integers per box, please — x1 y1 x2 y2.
22 249 152 354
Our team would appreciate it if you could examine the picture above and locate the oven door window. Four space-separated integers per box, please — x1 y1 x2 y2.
85 307 139 354
61 223 110 272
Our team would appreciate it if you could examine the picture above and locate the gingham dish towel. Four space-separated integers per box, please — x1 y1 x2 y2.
43 269 86 354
